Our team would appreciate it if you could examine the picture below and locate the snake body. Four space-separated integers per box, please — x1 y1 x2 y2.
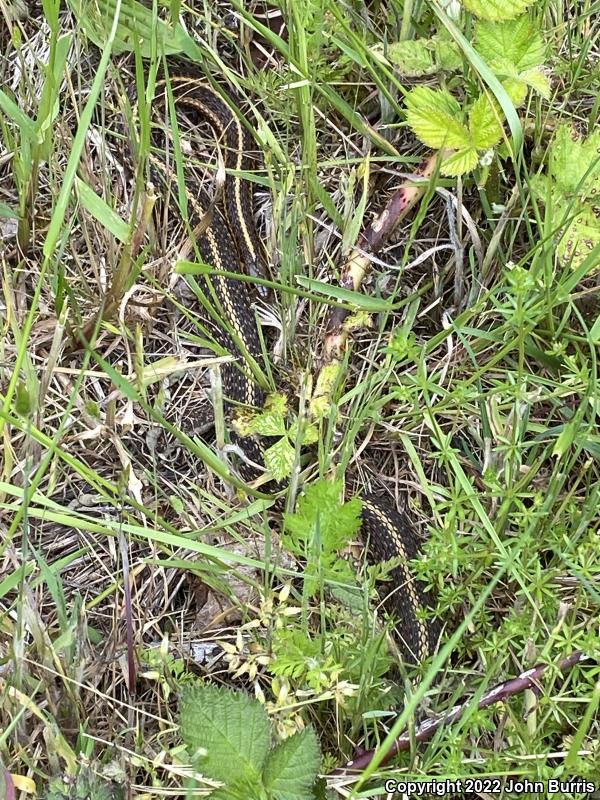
152 74 439 668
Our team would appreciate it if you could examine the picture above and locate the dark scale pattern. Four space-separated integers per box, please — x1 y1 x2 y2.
362 496 441 666
152 76 440 669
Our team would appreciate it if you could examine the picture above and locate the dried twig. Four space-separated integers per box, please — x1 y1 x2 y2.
337 650 590 773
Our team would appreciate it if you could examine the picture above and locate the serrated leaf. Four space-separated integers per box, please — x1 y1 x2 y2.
519 68 551 99
249 412 286 438
476 16 546 72
404 86 470 149
179 684 270 786
441 148 479 176
463 0 535 22
501 78 528 107
549 125 600 199
386 39 437 76
557 204 600 272
262 727 321 800
283 480 362 554
469 94 504 148
263 436 295 481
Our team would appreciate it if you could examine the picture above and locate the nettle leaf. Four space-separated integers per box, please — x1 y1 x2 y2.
476 16 546 73
180 684 270 786
264 436 295 481
469 94 504 149
463 0 536 22
549 125 600 200
262 727 322 800
404 86 470 149
67 0 192 56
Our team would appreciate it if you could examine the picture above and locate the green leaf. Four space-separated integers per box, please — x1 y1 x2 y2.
463 0 536 22
501 78 528 107
441 148 479 176
404 86 470 149
468 94 504 149
249 412 286 438
75 176 130 242
519 68 551 99
557 204 600 272
263 436 295 481
284 479 361 556
67 0 193 56
549 125 600 200
476 16 546 73
180 684 270 786
0 202 18 219
262 727 322 800
386 39 437 76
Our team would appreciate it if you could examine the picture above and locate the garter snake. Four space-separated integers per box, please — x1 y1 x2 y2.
151 73 440 668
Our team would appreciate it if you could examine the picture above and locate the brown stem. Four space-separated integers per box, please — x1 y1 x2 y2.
335 650 590 773
324 149 448 362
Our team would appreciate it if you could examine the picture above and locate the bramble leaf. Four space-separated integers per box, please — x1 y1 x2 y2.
180 684 270 786
557 205 600 271
476 16 546 73
519 68 551 99
469 94 504 149
404 87 470 149
441 148 479 176
463 0 536 22
262 727 321 800
501 78 528 108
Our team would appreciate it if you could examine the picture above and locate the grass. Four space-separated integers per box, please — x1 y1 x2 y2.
1 0 600 798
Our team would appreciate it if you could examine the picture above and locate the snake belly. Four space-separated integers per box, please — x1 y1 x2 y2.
152 74 439 668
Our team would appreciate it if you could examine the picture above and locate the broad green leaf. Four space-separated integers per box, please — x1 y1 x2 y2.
283 480 362 555
476 16 546 73
520 68 551 99
263 436 295 481
404 86 470 149
557 204 600 272
463 0 535 21
385 39 437 76
249 412 286 438
75 176 130 242
549 125 600 200
384 36 462 77
501 78 528 107
180 684 270 785
262 727 321 800
441 148 479 176
468 94 504 149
